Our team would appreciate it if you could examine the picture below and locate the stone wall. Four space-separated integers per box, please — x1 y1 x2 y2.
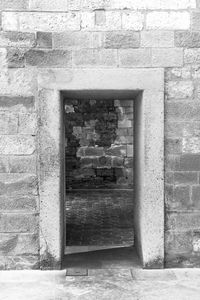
0 0 200 268
64 98 133 189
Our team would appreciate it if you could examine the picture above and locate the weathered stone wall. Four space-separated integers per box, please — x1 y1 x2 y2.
64 98 133 189
0 0 200 268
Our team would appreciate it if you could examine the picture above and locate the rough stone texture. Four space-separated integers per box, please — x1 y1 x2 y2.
0 195 37 211
141 31 174 48
104 31 140 49
0 136 35 155
175 31 200 48
0 0 28 10
36 32 52 49
119 49 152 67
146 12 190 30
152 48 183 67
0 213 38 233
191 12 200 30
8 155 37 174
166 81 194 99
185 49 200 64
0 234 39 255
0 112 18 134
0 31 35 48
0 96 35 112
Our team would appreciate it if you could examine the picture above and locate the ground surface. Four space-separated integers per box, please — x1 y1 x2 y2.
66 190 134 246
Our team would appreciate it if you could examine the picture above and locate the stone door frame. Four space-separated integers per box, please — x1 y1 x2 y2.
38 68 164 269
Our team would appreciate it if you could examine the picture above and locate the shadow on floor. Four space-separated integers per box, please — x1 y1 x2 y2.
62 246 141 270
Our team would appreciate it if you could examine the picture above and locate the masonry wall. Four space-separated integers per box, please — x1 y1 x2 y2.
0 0 200 269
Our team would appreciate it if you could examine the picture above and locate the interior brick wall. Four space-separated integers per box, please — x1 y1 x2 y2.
0 0 200 269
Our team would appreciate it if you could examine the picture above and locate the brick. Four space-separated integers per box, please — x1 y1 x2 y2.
0 0 28 10
166 102 200 121
175 31 200 48
166 212 200 231
53 32 91 49
25 49 72 67
174 172 198 185
0 32 35 48
119 49 151 67
2 12 80 32
192 186 200 209
18 113 37 135
0 96 34 112
182 137 200 154
6 48 26 68
122 12 144 30
104 31 139 49
73 49 117 67
29 0 68 10
174 186 191 209
0 234 38 256
165 139 181 155
0 174 38 196
152 48 183 67
179 154 200 171
146 12 190 30
185 49 200 65
0 195 37 211
0 113 18 135
141 31 174 48
0 213 38 233
191 12 200 31
166 81 193 99
0 136 35 155
36 32 52 49
9 155 37 174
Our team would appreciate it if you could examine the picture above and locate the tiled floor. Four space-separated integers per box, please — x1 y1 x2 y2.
66 190 134 247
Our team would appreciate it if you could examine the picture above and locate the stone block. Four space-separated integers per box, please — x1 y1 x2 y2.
0 31 35 48
0 233 38 256
152 48 183 67
6 48 26 68
9 155 37 173
68 0 81 10
104 31 140 49
97 11 121 31
36 32 52 49
25 49 72 67
84 147 104 156
105 145 126 157
185 49 200 64
53 32 98 49
0 195 37 211
0 157 9 173
166 102 200 121
165 231 193 255
175 31 200 48
141 31 174 48
165 184 173 208
127 145 134 157
182 137 200 154
118 119 132 128
0 136 35 155
174 186 191 209
0 112 18 134
165 139 181 155
73 49 117 67
165 172 174 184
0 174 38 196
18 113 37 135
174 172 198 185
166 67 191 81
0 0 28 10
119 49 151 67
166 81 193 99
0 96 35 112
166 122 200 139
0 255 39 270
165 155 180 171
166 212 200 231
111 156 124 168
97 155 112 168
124 157 133 168
0 213 38 233
192 186 200 209
179 154 200 171
146 12 190 30
191 12 200 31
80 157 93 168
2 12 80 32
81 12 95 30
122 12 144 30
29 0 68 10
95 10 106 26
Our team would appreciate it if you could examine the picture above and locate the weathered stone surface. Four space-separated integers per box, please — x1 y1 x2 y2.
25 49 72 67
9 155 37 173
165 138 181 155
174 172 198 185
0 0 28 10
192 186 200 208
146 12 190 30
0 112 18 134
182 137 200 153
0 136 35 155
166 81 194 99
2 12 80 32
122 12 144 30
185 49 200 64
178 154 200 171
166 122 200 138
0 255 39 270
166 102 200 121
18 113 37 135
191 12 200 30
36 32 52 49
119 49 151 67
175 31 200 48
167 212 200 231
0 31 35 48
0 233 39 255
141 31 174 48
0 213 38 233
166 67 191 81
0 195 37 211
73 49 117 66
29 0 68 11
53 32 91 49
0 174 38 196
6 48 26 68
173 186 191 209
165 231 193 255
104 31 140 49
152 48 183 67
0 96 35 112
